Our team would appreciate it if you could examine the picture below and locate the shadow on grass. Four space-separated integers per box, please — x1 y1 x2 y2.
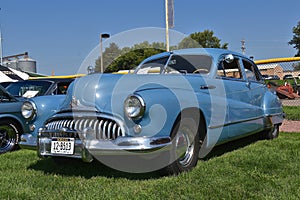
28 132 263 179
204 132 263 160
28 157 162 180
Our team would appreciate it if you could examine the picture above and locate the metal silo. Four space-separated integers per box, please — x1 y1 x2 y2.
2 59 18 69
17 57 37 73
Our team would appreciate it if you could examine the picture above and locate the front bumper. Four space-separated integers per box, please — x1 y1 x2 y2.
38 131 172 162
19 133 37 150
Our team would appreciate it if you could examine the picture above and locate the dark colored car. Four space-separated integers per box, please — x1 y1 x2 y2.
261 74 269 80
268 75 280 80
283 74 293 80
0 85 26 153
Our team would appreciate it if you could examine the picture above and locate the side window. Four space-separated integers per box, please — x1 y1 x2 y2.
57 82 72 94
136 57 168 74
242 59 260 81
167 55 212 74
218 57 243 79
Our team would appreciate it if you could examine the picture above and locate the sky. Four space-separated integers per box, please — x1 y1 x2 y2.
0 0 299 75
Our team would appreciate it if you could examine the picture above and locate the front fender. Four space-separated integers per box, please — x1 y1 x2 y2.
0 113 28 133
129 88 208 138
28 95 66 136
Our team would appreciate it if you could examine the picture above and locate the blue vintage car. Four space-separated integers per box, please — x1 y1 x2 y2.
37 48 284 174
17 78 75 150
0 78 74 153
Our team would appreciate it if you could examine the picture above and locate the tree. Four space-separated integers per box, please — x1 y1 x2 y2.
96 30 228 73
178 30 228 49
289 21 300 56
103 42 164 73
95 42 121 72
178 37 201 49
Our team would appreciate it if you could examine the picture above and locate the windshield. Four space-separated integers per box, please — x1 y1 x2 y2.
5 80 52 98
135 54 212 75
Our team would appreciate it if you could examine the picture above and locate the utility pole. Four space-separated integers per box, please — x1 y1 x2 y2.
165 0 174 52
241 39 246 55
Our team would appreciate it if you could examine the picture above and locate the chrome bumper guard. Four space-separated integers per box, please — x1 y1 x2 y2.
19 134 38 150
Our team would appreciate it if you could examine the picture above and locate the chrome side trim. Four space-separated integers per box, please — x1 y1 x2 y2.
208 116 264 129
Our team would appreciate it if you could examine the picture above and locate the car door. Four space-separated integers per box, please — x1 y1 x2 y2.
217 55 255 139
240 58 265 131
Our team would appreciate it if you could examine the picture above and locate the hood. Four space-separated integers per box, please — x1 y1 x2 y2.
62 73 207 114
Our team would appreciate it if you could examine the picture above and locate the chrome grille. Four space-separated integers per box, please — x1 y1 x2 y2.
45 118 124 140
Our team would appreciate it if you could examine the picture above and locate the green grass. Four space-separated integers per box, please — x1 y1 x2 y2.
283 106 300 120
1 132 300 199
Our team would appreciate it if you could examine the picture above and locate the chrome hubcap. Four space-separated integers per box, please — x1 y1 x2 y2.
0 125 16 150
175 129 195 167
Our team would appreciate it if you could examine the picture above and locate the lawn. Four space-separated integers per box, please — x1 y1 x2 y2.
283 106 300 120
0 132 299 199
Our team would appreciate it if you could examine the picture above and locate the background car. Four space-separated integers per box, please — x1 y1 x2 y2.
17 77 78 150
4 78 73 98
267 75 280 80
37 48 284 175
0 85 28 153
262 74 269 80
0 77 77 153
283 74 293 80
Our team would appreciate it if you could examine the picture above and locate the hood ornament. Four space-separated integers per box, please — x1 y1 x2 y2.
70 96 80 108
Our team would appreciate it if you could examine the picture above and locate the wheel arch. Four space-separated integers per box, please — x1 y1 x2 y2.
0 116 24 134
171 107 207 140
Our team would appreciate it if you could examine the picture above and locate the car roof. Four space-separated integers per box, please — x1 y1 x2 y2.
140 48 249 65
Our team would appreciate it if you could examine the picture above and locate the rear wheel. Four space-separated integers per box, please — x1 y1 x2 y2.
0 120 21 153
264 124 279 140
162 116 202 175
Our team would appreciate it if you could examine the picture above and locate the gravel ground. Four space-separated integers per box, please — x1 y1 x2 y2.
279 120 300 132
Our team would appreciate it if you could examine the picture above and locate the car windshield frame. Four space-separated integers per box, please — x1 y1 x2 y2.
134 54 213 75
5 80 53 98
0 85 17 102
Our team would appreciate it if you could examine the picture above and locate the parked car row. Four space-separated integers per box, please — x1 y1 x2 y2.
0 48 284 175
262 74 280 80
261 74 300 81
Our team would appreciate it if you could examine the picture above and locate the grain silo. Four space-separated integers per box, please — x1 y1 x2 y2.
2 59 18 69
18 57 37 73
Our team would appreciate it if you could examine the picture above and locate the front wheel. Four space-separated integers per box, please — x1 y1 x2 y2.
0 120 21 153
162 117 202 175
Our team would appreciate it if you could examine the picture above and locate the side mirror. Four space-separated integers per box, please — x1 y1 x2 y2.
224 54 234 63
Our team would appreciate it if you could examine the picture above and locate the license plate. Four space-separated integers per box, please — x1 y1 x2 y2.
51 138 75 155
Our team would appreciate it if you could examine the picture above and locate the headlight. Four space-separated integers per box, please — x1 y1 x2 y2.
21 101 37 120
124 94 145 119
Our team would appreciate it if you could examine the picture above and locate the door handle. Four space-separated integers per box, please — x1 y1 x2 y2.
200 85 216 90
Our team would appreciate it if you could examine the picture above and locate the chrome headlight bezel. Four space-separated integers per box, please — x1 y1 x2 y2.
21 101 37 121
124 94 146 120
